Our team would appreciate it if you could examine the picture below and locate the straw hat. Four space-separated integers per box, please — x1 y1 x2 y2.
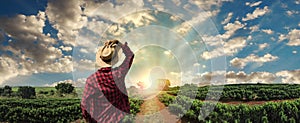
96 40 121 67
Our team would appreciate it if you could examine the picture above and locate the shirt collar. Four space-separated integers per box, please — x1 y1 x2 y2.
99 67 112 72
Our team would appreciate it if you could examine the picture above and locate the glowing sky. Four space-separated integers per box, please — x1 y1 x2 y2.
0 0 300 87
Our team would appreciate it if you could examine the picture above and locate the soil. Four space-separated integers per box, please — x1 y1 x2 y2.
134 96 181 123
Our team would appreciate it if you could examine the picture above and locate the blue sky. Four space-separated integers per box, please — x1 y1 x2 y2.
0 0 300 87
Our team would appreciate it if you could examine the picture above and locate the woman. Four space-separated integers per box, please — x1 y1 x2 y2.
81 40 134 122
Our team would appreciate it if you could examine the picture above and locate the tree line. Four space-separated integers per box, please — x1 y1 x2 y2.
0 83 75 99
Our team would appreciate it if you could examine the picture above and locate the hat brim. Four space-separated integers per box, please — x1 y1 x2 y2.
96 46 122 67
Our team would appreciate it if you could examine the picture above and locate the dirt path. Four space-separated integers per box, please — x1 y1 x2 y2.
134 96 180 123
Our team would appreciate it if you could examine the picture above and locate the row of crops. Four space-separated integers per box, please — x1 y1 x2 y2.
168 84 300 101
0 98 81 123
159 94 300 122
0 98 143 123
159 84 300 122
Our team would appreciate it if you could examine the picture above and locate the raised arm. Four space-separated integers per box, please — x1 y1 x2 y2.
115 42 134 77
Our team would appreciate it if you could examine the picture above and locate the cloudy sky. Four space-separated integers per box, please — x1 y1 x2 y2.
0 0 300 87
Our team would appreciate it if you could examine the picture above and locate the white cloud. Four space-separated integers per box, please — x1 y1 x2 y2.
293 50 297 54
201 35 223 46
60 46 73 52
193 71 276 85
224 20 245 31
223 37 247 54
226 71 276 84
152 4 165 11
46 0 87 46
164 50 171 55
188 0 232 11
258 43 269 51
193 71 226 85
201 37 246 60
221 21 246 39
262 29 274 34
86 19 110 35
286 29 300 46
242 6 270 21
278 34 287 42
245 1 262 7
221 12 233 25
249 25 260 33
172 0 181 6
119 11 156 28
296 0 300 4
230 53 278 69
45 78 86 87
74 59 95 71
286 10 299 16
79 48 89 54
39 56 73 73
175 10 219 35
247 35 253 41
193 63 201 67
105 24 127 38
0 57 19 85
82 0 144 23
276 70 300 84
170 15 181 21
193 70 300 85
0 11 75 85
75 30 99 53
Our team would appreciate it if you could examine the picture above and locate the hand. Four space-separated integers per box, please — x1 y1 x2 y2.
111 40 119 44
105 40 120 47
118 41 127 47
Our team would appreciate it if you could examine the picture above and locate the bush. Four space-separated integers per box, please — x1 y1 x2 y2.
1 85 12 96
18 86 36 99
158 93 175 106
55 83 74 94
169 104 186 116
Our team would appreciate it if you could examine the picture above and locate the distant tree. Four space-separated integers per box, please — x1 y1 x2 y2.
55 83 74 94
38 90 49 95
0 88 3 96
2 85 12 96
49 90 55 95
17 86 36 99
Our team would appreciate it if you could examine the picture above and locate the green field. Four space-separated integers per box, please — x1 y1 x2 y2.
3 84 300 122
0 85 143 123
159 84 300 122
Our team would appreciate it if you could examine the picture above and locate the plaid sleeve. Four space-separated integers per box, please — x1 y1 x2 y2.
81 75 96 122
115 44 134 77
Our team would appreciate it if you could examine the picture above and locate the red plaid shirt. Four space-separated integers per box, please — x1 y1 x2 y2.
81 44 134 123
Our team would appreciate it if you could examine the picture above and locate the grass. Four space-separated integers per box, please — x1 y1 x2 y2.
12 87 56 92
